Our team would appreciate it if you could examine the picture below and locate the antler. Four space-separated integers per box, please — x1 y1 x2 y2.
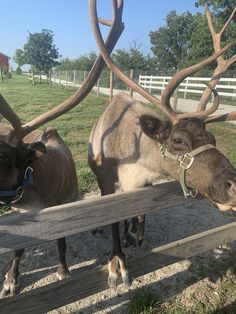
90 0 236 124
196 4 236 112
160 44 233 121
90 0 178 122
0 94 21 130
204 111 236 123
0 0 124 141
163 5 236 123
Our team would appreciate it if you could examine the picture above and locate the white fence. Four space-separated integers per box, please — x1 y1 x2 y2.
139 75 236 99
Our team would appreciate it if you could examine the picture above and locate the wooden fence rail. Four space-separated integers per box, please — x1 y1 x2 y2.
0 181 188 254
0 181 236 313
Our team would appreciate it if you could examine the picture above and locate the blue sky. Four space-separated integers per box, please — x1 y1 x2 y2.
0 0 204 69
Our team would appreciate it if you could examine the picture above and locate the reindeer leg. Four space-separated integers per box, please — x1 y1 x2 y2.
124 215 146 247
122 183 148 248
0 249 24 298
56 238 71 280
95 174 131 287
108 222 131 288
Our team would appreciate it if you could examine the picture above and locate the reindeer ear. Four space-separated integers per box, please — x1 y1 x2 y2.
139 115 172 143
16 142 46 168
29 142 47 158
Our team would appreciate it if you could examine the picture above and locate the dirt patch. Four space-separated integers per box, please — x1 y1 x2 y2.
1 187 236 313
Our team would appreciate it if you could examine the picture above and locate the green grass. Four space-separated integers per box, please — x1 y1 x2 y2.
128 289 160 314
128 254 236 313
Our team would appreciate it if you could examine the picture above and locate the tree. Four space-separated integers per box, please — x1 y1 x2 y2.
23 29 60 74
195 0 236 19
149 7 236 74
180 13 214 68
13 49 25 75
75 52 97 71
13 49 25 68
149 11 194 73
112 41 155 72
194 0 236 62
57 52 98 71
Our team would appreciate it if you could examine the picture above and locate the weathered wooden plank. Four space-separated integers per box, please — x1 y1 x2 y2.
0 181 192 254
1 220 236 314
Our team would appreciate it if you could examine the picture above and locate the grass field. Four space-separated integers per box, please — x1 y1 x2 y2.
1 75 236 313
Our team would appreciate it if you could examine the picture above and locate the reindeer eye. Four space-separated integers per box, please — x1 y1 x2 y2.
172 137 183 144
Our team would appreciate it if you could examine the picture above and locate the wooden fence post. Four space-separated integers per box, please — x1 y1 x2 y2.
149 75 153 93
65 70 68 87
109 70 113 101
31 70 35 85
184 77 189 99
173 88 179 111
161 77 166 95
130 69 134 98
83 70 87 82
0 69 3 83
48 70 51 85
74 69 76 87
96 78 100 97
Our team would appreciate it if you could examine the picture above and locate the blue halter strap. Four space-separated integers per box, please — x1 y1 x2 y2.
0 167 34 205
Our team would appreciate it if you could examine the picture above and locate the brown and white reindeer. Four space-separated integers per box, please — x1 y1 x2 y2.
88 1 236 287
0 0 125 297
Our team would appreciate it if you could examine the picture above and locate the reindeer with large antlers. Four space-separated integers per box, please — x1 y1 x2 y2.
88 1 236 287
0 1 124 297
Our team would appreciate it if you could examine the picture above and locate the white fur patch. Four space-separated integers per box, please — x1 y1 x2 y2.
118 164 161 191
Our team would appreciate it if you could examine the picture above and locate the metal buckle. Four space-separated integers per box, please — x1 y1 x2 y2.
179 153 194 170
159 144 165 156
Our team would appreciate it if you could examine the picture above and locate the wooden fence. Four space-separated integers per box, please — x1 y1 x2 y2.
139 75 236 99
1 181 236 313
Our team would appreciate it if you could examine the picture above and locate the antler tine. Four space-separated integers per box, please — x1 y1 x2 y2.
160 42 235 122
197 5 236 112
90 0 181 123
14 0 124 140
205 111 236 123
0 94 21 130
219 6 236 36
98 18 114 26
177 83 219 120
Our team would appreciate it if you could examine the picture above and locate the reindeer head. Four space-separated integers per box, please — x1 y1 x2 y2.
90 0 236 211
0 136 46 204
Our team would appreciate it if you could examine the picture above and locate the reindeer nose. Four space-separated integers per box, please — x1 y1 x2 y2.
226 179 236 196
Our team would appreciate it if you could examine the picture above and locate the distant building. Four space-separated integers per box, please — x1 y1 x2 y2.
0 53 10 70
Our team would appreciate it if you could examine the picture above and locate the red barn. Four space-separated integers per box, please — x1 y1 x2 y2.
0 53 10 70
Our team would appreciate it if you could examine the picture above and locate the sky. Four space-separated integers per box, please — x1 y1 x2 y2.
0 0 204 69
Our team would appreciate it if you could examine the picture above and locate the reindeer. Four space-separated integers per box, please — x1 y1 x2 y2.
0 0 124 297
88 1 236 287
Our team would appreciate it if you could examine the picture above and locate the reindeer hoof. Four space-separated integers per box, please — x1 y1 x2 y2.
108 273 118 288
92 227 104 237
56 265 71 280
0 271 20 298
122 272 132 287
